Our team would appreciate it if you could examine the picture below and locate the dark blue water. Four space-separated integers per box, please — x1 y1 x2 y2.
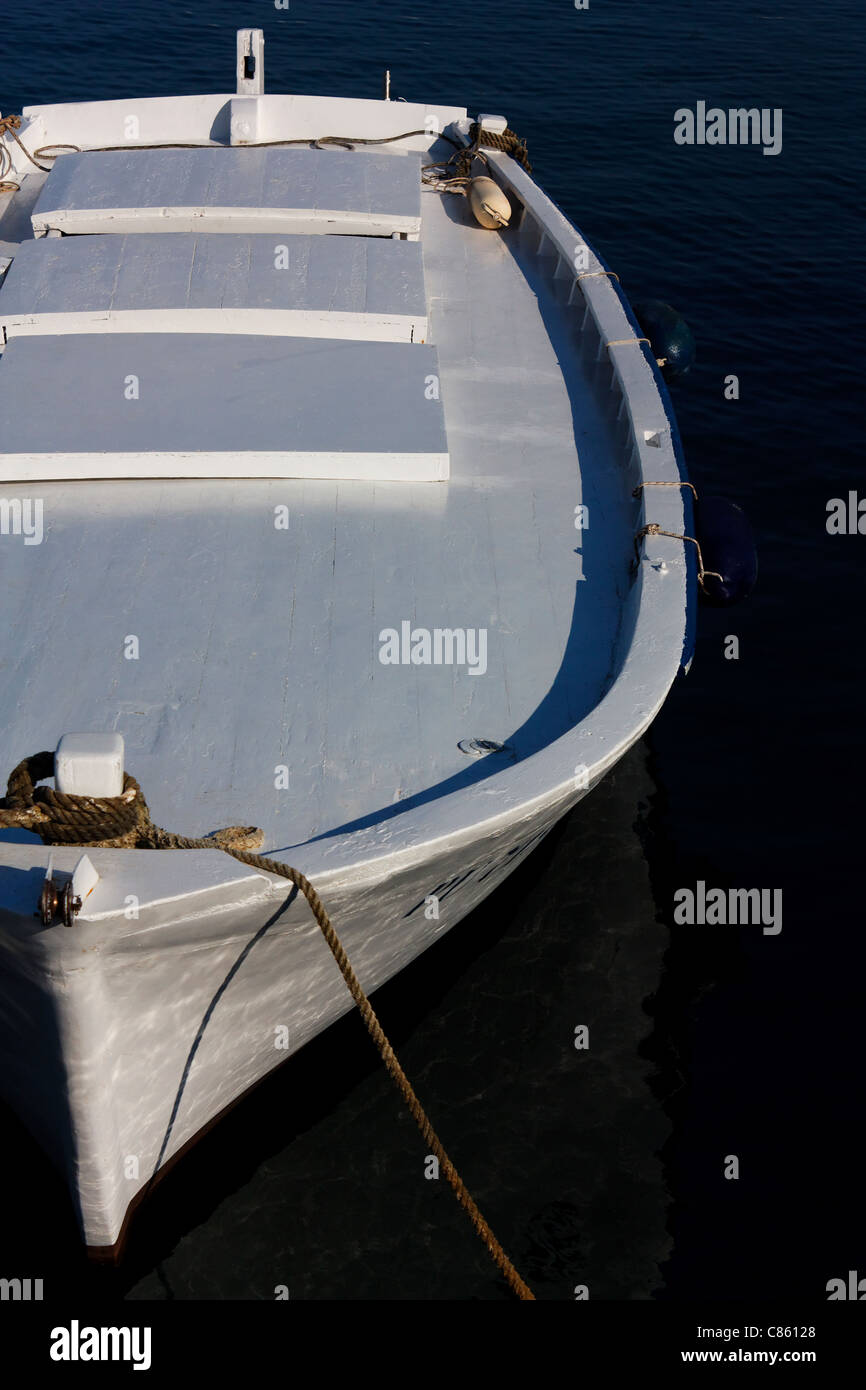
1 0 863 1300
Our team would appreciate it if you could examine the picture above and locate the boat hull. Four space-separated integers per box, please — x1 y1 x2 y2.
0 776 595 1252
0 64 696 1257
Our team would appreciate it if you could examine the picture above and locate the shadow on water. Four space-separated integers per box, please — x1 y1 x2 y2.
633 735 748 1300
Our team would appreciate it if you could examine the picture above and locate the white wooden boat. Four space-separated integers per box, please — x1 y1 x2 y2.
0 30 701 1256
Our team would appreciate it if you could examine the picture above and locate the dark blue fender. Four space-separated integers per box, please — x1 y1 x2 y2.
695 497 758 606
633 300 696 382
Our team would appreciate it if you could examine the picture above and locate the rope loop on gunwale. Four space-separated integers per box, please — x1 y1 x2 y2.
634 523 723 591
632 482 723 591
0 751 260 849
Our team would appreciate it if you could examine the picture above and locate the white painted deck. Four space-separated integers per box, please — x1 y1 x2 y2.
0 233 428 342
0 179 631 848
30 147 423 238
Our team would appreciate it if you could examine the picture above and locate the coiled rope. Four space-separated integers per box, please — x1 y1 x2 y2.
0 114 79 191
0 752 535 1300
422 120 531 196
460 120 531 174
0 751 262 849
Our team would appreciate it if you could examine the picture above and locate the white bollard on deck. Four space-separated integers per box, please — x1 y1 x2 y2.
55 733 125 798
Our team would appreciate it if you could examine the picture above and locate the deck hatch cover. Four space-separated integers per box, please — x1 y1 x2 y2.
0 233 428 343
30 147 423 238
0 333 449 481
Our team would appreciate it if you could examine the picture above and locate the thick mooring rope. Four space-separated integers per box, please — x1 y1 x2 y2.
461 121 531 174
224 845 535 1301
0 751 261 849
422 119 532 196
0 753 535 1300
